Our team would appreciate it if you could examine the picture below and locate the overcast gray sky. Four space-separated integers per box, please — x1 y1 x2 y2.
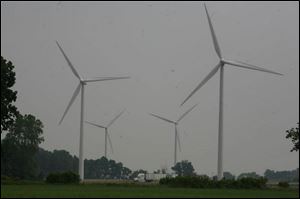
1 1 299 176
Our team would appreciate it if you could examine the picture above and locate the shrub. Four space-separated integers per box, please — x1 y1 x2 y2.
1 175 16 181
160 176 212 188
159 176 172 185
46 173 60 183
237 177 267 189
1 175 43 185
61 171 80 183
46 171 79 184
159 176 267 189
1 175 19 184
278 181 289 188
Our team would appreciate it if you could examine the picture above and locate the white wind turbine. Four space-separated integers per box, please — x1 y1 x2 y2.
149 104 198 166
85 109 125 159
56 41 130 181
181 4 283 180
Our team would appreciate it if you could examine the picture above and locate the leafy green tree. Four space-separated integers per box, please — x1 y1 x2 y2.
223 171 235 180
264 168 299 182
121 167 132 179
108 159 119 178
51 150 76 173
97 157 109 178
171 160 195 176
35 148 77 179
285 123 299 152
264 169 275 181
35 151 132 180
1 56 19 132
1 114 44 179
84 156 131 179
237 172 261 179
130 169 147 180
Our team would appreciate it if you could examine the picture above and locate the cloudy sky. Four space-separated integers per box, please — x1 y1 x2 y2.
1 1 298 176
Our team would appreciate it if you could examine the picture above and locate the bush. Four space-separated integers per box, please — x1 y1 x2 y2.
236 177 267 189
278 181 289 188
1 175 17 181
1 175 43 185
46 171 80 184
1 175 19 184
160 176 212 188
159 176 172 185
159 176 268 189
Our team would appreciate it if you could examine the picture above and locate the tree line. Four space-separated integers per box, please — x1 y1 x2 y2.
3 145 298 182
223 170 299 182
35 148 132 180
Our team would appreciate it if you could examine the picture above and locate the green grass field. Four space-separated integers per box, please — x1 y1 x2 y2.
1 184 299 198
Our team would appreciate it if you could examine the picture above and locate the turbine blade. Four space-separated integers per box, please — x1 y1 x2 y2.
55 41 81 80
85 121 106 129
181 62 221 106
107 133 114 154
224 59 283 76
149 113 175 124
204 3 222 59
59 83 81 125
177 103 198 123
176 126 182 152
84 77 130 83
107 109 126 128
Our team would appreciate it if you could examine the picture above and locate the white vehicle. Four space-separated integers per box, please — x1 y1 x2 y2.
134 173 144 182
134 173 177 182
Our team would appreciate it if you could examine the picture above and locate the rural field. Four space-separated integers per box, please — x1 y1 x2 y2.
1 183 299 198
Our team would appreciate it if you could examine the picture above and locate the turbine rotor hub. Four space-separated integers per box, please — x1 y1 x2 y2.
220 58 226 64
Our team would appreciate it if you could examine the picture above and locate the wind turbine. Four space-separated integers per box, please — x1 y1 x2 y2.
56 41 130 181
149 104 198 166
181 4 283 180
85 110 125 159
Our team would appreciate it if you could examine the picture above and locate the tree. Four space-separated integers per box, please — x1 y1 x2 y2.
1 56 19 132
264 169 275 181
35 148 77 179
223 171 235 180
121 167 132 179
84 156 131 179
1 114 44 179
171 160 195 176
130 169 147 180
160 164 168 174
237 172 261 179
264 168 299 182
285 123 299 152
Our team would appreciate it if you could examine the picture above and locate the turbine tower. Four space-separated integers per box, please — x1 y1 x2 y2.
56 41 130 181
181 4 283 180
149 104 198 166
85 109 125 159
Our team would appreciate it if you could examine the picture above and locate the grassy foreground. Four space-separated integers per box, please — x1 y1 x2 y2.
1 184 299 198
